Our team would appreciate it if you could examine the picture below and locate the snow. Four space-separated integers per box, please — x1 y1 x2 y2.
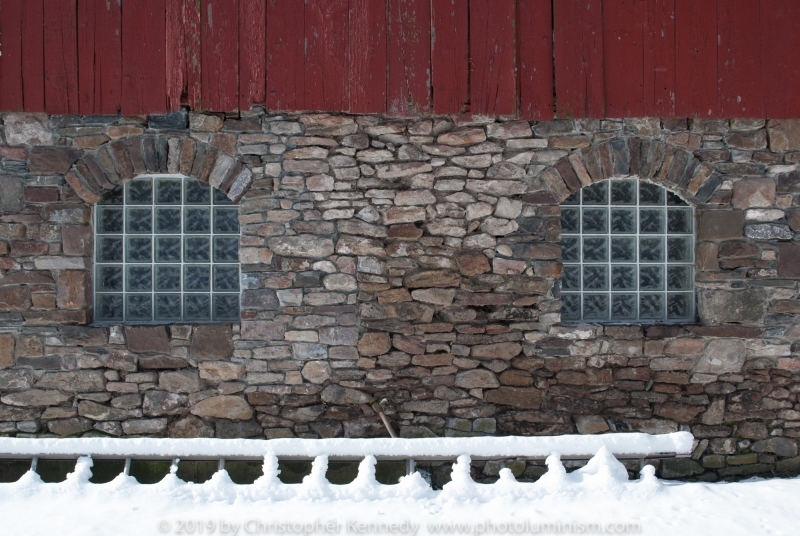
0 432 693 459
1 447 798 536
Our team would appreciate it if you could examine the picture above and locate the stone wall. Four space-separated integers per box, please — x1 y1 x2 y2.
1 110 800 481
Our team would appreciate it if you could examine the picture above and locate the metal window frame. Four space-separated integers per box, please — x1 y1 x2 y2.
560 178 696 324
93 174 242 325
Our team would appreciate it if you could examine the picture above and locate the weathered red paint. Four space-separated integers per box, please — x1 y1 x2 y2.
2 0 800 118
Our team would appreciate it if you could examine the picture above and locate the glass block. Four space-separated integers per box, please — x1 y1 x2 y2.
155 294 182 321
184 266 210 291
639 265 664 290
97 266 123 291
639 182 664 205
126 179 152 205
582 208 608 233
214 266 239 291
583 294 608 320
214 208 239 233
667 293 693 319
213 295 240 321
126 295 152 321
126 266 152 292
562 192 580 205
583 265 608 291
611 208 636 233
561 294 581 320
562 266 580 291
214 189 233 205
185 208 211 233
666 191 687 206
155 237 181 262
99 186 123 205
126 237 152 263
213 237 239 263
561 208 580 233
611 237 636 262
156 179 182 204
667 237 692 262
639 237 664 262
639 208 664 233
582 181 607 204
611 265 636 290
184 294 211 321
185 180 211 204
185 236 211 262
668 208 692 233
610 180 636 204
126 208 152 233
96 294 123 321
155 208 181 233
97 207 123 233
583 237 608 262
667 266 692 291
639 294 664 319
97 237 123 262
611 294 637 320
155 265 181 292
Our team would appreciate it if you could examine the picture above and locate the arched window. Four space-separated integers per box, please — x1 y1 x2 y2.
94 176 240 323
560 179 694 323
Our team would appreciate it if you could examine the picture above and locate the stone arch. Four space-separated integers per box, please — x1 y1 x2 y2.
64 134 255 204
538 137 722 205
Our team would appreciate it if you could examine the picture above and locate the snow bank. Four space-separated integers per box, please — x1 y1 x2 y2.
0 447 797 536
0 432 692 459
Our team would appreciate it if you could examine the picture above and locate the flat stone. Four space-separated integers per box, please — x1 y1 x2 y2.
454 369 499 389
300 114 357 136
405 270 461 288
320 384 370 405
138 356 189 369
654 403 704 422
268 235 334 258
240 321 285 340
323 273 357 291
199 361 245 382
142 390 186 416
0 176 24 213
697 210 743 240
190 395 253 421
438 129 487 146
486 121 532 139
457 252 490 275
659 458 704 479
411 288 456 307
384 206 427 224
0 389 70 407
48 417 94 436
216 419 264 438
778 242 800 277
0 334 13 368
358 332 391 357
472 343 522 360
78 400 128 421
731 178 776 208
3 113 55 145
694 339 746 374
122 418 168 435
575 415 610 434
28 147 82 173
319 326 359 346
395 190 436 205
125 326 170 354
767 119 800 151
751 438 798 458
36 371 105 392
189 325 233 361
484 387 541 409
158 370 200 393
169 416 215 438
698 289 767 324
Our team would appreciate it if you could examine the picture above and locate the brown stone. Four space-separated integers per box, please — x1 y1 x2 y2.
240 320 285 340
694 339 746 374
731 178 776 208
498 370 534 386
56 271 90 309
457 252 491 276
737 422 768 439
125 326 170 354
511 243 561 260
698 288 767 324
767 119 800 151
300 361 331 384
485 387 541 409
158 370 200 393
454 369 499 389
189 324 233 361
320 384 370 405
697 210 743 240
199 361 245 382
438 129 487 146
358 332 391 357
28 147 82 173
61 225 92 256
48 417 93 436
36 371 105 392
778 242 800 278
78 400 128 421
0 389 70 407
405 270 461 288
654 403 704 423
0 334 14 368
472 343 522 360
138 356 189 369
169 416 215 438
393 336 426 355
664 338 705 356
0 287 29 311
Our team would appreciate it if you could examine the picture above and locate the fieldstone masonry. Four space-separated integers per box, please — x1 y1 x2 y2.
1 110 800 482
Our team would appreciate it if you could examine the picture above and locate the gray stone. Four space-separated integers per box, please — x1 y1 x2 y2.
48 417 93 436
454 369 499 389
752 438 798 458
301 361 331 384
78 400 128 421
321 385 370 405
319 326 359 346
744 224 793 240
216 419 263 439
659 458 704 479
149 111 188 130
36 371 105 393
3 113 55 145
122 418 168 435
169 416 215 438
268 235 335 258
698 289 767 325
0 176 24 213
125 326 170 354
0 369 34 391
1 390 70 407
575 415 610 434
158 370 200 394
143 390 187 416
694 339 747 374
190 396 253 421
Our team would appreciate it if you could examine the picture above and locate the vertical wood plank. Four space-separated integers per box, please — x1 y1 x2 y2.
553 0 605 118
183 0 202 110
643 0 676 117
166 0 186 110
469 0 517 116
603 0 646 117
0 0 24 111
240 0 266 111
675 0 717 117
718 0 763 117
78 0 122 115
265 0 305 110
122 0 167 114
304 0 349 111
517 0 553 120
21 0 46 112
387 0 431 114
761 0 800 118
202 0 240 111
349 0 387 113
431 0 469 114
44 0 79 114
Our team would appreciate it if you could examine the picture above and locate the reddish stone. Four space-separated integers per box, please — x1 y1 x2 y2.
10 241 48 256
456 252 490 276
24 188 58 203
718 240 758 258
392 336 426 355
731 178 776 208
787 210 800 232
778 242 800 278
27 147 82 173
0 334 15 368
358 332 391 357
686 326 762 338
125 326 170 354
511 243 561 260
189 325 233 361
654 403 704 423
61 225 92 256
138 356 189 369
485 387 541 409
56 271 90 309
0 146 28 161
240 320 286 340
0 286 30 311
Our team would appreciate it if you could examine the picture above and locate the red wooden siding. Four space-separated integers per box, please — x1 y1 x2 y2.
2 0 800 118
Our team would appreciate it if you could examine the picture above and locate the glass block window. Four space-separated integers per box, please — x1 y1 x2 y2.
94 176 241 323
560 179 695 323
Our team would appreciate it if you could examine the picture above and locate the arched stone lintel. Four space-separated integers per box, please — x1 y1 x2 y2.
538 137 722 205
64 135 256 204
